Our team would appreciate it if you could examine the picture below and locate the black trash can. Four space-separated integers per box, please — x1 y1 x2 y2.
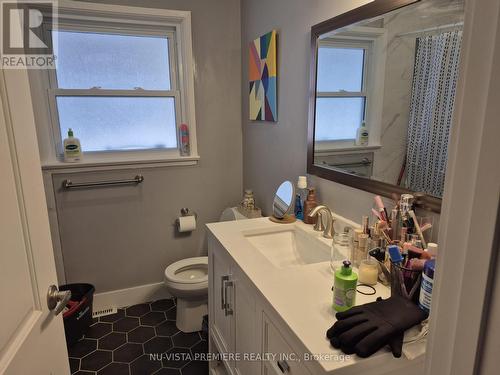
60 283 95 346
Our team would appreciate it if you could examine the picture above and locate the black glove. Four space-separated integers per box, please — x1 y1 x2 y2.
326 295 426 358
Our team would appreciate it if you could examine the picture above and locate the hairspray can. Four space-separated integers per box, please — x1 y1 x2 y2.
179 123 190 156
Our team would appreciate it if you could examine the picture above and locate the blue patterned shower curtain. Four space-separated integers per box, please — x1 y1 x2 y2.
405 29 462 197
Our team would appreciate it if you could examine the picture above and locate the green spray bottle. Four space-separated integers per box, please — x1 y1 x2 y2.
333 260 358 312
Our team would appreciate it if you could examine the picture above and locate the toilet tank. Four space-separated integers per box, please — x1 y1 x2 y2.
219 207 254 222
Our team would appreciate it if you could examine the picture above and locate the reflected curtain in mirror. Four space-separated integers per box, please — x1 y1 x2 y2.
405 30 462 197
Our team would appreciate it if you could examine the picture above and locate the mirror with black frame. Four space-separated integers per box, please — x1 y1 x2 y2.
307 0 464 212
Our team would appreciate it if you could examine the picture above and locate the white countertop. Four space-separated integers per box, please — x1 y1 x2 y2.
206 217 424 375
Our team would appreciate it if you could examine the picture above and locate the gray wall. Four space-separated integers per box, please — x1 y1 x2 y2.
47 0 242 293
241 0 440 236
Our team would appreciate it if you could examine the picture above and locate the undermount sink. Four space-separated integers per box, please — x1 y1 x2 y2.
243 225 333 268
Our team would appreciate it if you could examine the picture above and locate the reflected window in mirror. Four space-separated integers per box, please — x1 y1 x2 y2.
315 40 369 142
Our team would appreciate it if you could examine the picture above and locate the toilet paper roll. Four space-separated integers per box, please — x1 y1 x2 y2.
178 215 196 232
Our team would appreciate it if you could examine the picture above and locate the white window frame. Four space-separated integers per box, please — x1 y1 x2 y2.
30 0 199 169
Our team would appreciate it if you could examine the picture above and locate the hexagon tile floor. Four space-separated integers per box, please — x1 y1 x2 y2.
67 298 209 375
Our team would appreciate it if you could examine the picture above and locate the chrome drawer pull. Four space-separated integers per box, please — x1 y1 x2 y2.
221 275 229 310
277 360 290 373
224 280 234 316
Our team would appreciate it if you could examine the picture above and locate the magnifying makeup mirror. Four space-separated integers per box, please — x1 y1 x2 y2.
270 181 296 223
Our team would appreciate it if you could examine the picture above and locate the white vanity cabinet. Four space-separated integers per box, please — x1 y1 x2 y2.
208 235 312 375
207 218 425 375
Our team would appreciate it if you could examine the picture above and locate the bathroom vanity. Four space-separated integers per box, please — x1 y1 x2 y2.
207 217 425 375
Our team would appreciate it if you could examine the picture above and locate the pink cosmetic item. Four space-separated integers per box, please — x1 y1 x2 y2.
420 223 433 232
405 244 432 260
409 258 427 271
374 195 388 221
372 208 382 220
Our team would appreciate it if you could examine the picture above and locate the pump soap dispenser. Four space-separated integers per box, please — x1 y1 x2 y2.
355 121 369 146
333 260 358 312
63 128 82 162
303 188 318 224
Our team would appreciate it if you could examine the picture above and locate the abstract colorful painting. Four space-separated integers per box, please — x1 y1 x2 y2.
249 30 277 122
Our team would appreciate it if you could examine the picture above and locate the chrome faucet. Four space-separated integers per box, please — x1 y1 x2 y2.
308 205 335 239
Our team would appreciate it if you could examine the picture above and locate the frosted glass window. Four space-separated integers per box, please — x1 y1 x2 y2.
315 98 365 141
56 97 177 151
53 30 171 90
317 47 364 92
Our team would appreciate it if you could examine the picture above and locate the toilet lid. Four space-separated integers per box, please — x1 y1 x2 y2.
165 256 208 284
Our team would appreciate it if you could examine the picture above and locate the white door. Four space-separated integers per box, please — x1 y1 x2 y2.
0 67 69 374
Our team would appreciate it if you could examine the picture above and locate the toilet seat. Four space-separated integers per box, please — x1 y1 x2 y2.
165 257 208 285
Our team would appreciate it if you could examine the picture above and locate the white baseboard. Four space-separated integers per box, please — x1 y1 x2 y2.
93 282 171 311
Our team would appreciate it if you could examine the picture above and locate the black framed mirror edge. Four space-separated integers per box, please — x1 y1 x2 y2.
307 0 443 213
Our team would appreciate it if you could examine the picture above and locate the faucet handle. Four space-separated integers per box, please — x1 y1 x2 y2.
328 218 336 238
314 212 326 232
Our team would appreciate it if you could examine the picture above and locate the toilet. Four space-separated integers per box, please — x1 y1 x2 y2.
164 257 208 333
164 207 250 332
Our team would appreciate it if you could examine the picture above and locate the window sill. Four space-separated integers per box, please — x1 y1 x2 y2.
41 154 200 172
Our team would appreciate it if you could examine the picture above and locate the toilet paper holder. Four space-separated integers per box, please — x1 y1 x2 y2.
175 208 197 227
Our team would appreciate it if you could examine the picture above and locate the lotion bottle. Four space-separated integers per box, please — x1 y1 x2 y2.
303 188 318 224
63 128 82 162
333 260 358 312
355 121 369 146
419 243 438 315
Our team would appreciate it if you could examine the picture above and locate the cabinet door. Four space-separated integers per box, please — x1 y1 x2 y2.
233 269 259 375
209 238 234 361
262 314 312 375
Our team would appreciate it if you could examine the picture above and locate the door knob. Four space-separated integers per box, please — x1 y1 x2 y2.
47 285 71 315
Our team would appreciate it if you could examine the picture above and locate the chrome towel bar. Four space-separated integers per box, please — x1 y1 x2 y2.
327 158 372 168
62 175 144 189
